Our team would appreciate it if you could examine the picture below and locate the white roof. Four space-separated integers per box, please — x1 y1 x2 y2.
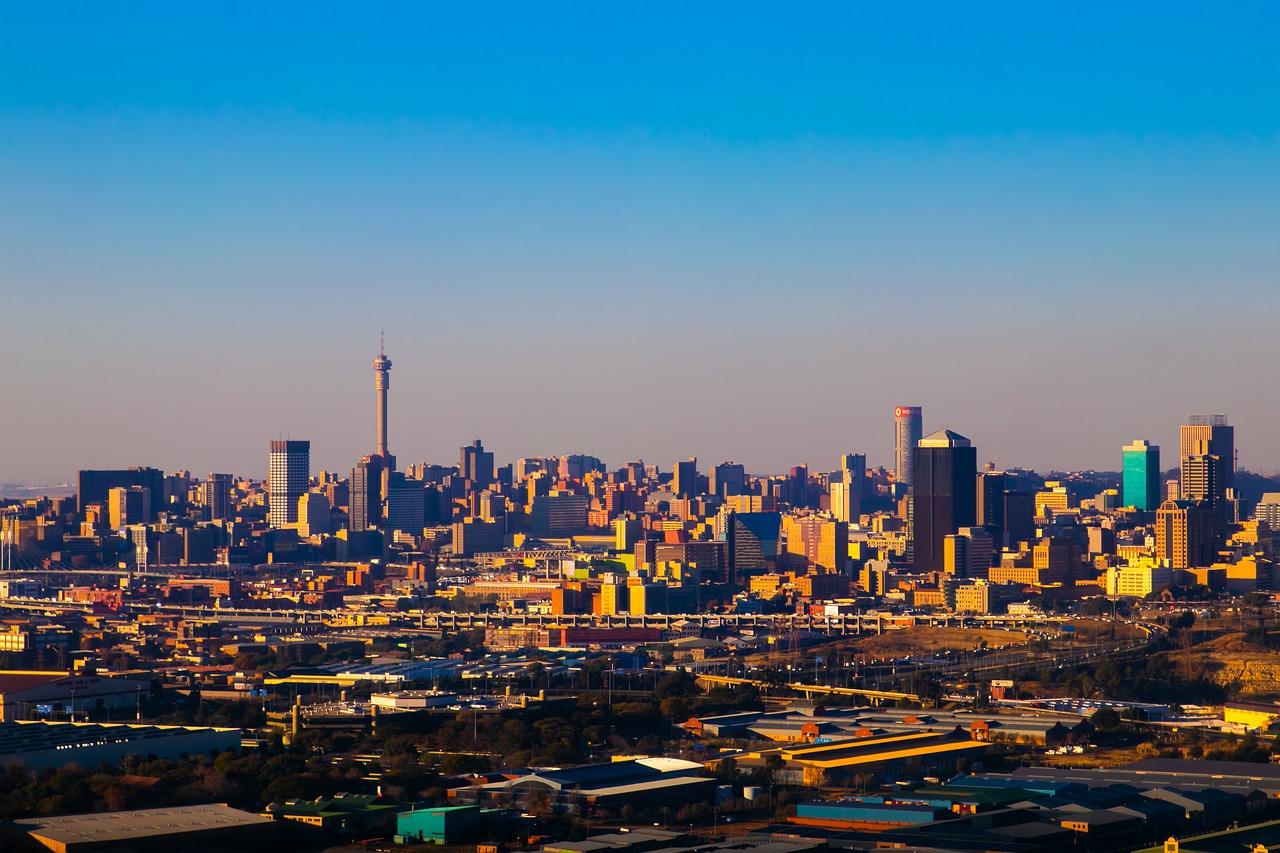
634 756 703 772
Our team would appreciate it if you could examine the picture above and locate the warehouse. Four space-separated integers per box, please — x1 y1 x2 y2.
396 804 481 843
0 720 241 771
7 804 273 853
450 757 716 814
731 731 988 785
0 670 147 722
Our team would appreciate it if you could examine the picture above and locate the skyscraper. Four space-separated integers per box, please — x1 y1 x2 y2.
1156 499 1215 569
1180 414 1234 545
725 511 781 584
710 462 746 498
976 470 1007 540
911 429 977 573
1180 414 1233 497
268 440 310 528
830 453 866 524
894 406 922 493
673 458 698 498
108 486 150 531
350 454 386 531
1122 440 1161 512
374 341 392 459
198 473 233 522
77 467 164 519
461 439 495 488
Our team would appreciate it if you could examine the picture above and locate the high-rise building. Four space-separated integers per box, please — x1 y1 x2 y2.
710 462 746 498
452 517 505 557
615 517 643 552
911 429 977 573
77 467 164 519
784 515 847 573
1003 491 1035 548
350 455 386 532
1181 454 1219 507
461 439 494 488
298 492 332 537
385 472 426 534
374 342 392 459
829 482 857 525
558 455 604 481
1254 494 1280 528
976 470 1006 540
894 406 923 492
673 458 698 498
724 511 781 584
198 474 233 522
944 527 995 579
830 454 866 524
1180 414 1233 500
1122 440 1161 512
108 486 150 531
1155 499 1215 569
530 492 588 537
268 440 310 528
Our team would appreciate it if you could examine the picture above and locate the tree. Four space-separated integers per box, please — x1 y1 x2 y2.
525 661 546 691
1091 707 1123 733
439 753 492 776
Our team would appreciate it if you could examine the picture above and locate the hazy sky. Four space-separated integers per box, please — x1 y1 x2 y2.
3 3 1279 484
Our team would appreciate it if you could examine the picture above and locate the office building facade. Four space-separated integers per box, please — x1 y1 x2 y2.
77 467 164 519
1122 440 1161 512
911 429 977 573
268 440 310 528
894 406 922 491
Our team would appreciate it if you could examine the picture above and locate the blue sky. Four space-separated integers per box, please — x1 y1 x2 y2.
2 3 1278 483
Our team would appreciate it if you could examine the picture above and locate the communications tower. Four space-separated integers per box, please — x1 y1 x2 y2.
375 335 392 458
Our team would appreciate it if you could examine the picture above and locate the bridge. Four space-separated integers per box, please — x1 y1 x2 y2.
694 673 920 704
99 606 1075 635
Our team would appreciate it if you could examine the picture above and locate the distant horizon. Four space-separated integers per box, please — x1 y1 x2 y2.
5 451 1279 495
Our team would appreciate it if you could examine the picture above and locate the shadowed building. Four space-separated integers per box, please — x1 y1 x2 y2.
912 429 977 573
726 511 782 584
77 467 163 520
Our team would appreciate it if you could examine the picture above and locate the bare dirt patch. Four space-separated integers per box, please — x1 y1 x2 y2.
823 626 1031 659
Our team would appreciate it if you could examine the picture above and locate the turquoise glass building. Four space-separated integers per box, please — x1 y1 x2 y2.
1122 440 1161 511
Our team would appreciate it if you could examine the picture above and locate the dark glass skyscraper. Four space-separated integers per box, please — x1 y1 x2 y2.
911 429 977 572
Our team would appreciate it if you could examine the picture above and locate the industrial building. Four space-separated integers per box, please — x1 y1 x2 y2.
261 793 398 834
396 804 481 843
0 720 241 771
729 731 989 785
449 756 716 813
0 670 148 722
7 804 273 853
688 704 1085 747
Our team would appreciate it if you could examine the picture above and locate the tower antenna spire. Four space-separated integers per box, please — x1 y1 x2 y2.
380 329 385 356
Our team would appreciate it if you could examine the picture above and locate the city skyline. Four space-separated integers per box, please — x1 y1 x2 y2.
1 338 1270 488
3 5 1280 482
